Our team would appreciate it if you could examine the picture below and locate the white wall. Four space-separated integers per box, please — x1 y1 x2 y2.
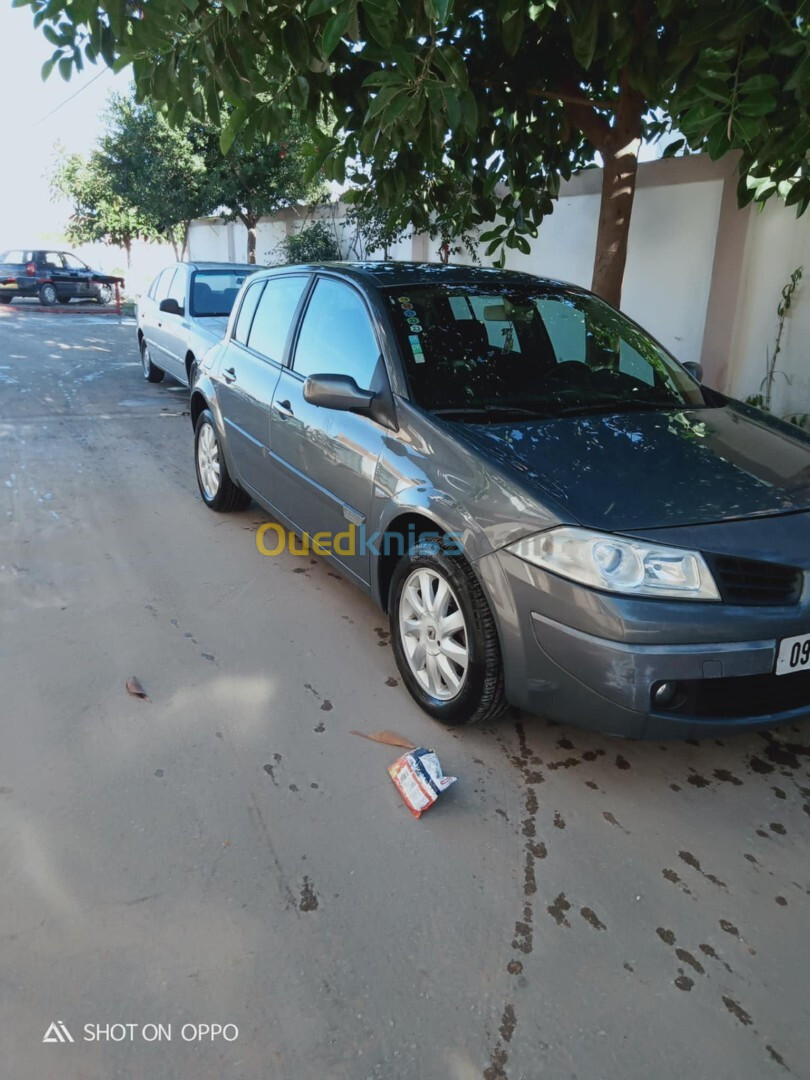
183 158 810 414
729 200 810 417
496 179 724 367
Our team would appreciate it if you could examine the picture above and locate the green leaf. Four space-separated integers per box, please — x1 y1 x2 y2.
570 4 598 70
739 74 779 95
661 137 685 158
41 56 58 80
58 56 73 81
737 93 777 117
322 9 349 56
220 103 248 154
42 24 63 47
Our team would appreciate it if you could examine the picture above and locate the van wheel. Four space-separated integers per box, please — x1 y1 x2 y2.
389 539 507 726
39 283 58 306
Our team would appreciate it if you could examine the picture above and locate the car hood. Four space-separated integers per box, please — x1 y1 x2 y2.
454 402 810 531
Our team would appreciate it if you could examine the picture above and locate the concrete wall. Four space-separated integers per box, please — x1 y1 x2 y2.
728 200 810 419
186 156 810 414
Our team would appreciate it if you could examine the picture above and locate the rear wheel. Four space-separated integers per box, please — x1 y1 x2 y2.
389 539 507 726
194 409 250 512
95 284 113 305
0 295 12 305
140 338 164 383
39 283 58 306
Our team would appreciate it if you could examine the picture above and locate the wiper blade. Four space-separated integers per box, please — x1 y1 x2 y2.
553 400 682 418
432 405 556 420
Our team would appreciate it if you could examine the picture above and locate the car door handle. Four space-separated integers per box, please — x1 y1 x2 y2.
223 367 237 384
274 399 293 418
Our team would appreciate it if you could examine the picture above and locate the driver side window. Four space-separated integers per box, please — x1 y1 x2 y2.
293 279 380 389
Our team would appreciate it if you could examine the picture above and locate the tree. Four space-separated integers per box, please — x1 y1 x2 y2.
50 150 157 267
200 120 324 262
21 1 810 304
276 221 342 264
98 95 211 260
343 201 408 260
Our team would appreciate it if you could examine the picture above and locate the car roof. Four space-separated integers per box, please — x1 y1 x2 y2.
253 260 579 292
179 261 257 271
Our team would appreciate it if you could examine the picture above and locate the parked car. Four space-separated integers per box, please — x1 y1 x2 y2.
0 249 123 305
189 262 810 739
137 261 259 388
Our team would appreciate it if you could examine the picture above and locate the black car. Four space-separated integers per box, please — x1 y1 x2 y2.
0 249 124 306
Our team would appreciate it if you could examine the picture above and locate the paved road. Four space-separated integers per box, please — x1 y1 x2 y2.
1 309 808 1080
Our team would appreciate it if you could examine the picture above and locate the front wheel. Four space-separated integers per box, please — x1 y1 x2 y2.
140 338 164 383
389 539 507 726
194 409 251 512
39 283 58 306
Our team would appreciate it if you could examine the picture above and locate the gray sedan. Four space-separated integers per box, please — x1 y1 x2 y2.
137 261 258 387
188 262 810 738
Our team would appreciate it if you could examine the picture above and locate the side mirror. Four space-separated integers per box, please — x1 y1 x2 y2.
303 373 375 414
159 297 183 316
683 361 703 382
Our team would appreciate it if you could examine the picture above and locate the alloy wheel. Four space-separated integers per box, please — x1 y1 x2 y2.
398 567 469 700
197 423 221 501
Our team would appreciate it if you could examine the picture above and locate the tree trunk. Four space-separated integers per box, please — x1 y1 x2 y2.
246 217 257 264
181 221 191 260
590 81 644 307
124 237 132 270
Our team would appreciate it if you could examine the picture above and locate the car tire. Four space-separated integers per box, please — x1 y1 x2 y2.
187 356 198 388
0 295 12 304
140 338 164 384
39 283 58 306
95 284 113 305
194 409 251 512
389 538 507 726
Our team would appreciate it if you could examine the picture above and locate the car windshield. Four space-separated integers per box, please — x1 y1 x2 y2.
190 269 256 317
385 284 706 420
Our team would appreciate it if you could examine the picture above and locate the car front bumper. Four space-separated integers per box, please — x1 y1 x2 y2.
477 549 810 739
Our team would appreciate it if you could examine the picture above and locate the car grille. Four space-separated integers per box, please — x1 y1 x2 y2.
707 553 804 606
656 670 810 719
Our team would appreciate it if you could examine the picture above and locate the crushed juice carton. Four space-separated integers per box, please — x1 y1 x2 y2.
388 747 457 818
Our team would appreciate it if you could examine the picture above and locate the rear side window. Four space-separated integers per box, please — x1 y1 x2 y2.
1 250 33 263
233 281 265 344
153 268 177 302
248 276 309 364
293 279 380 388
167 267 188 308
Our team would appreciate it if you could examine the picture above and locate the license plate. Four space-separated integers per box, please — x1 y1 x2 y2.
776 633 810 675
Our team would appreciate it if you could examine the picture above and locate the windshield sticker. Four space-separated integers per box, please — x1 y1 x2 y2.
409 334 426 364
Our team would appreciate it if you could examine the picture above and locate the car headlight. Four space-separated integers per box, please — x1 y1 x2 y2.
506 526 720 600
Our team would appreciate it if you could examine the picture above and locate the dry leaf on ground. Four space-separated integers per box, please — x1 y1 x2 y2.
125 676 150 702
350 729 417 750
